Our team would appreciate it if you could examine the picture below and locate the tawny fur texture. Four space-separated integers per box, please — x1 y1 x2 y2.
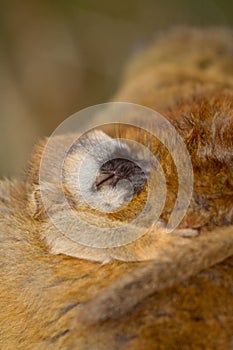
0 28 233 350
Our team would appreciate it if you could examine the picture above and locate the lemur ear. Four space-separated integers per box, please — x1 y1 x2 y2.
26 138 47 219
26 135 74 218
26 138 48 189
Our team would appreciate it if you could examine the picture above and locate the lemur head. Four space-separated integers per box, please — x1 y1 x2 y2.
26 129 160 262
63 130 150 213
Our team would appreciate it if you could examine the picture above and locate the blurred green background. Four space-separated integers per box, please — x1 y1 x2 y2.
0 0 232 177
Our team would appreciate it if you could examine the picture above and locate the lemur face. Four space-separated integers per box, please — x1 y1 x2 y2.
63 130 151 213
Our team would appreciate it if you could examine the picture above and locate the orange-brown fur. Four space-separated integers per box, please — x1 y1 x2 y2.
0 28 233 349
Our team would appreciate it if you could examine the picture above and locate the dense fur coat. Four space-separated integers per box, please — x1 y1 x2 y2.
0 28 233 349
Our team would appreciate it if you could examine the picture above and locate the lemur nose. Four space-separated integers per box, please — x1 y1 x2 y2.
96 158 147 194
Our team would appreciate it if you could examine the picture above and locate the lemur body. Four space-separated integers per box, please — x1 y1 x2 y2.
0 28 233 350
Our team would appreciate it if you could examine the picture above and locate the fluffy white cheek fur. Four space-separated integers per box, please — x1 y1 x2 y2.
82 179 134 213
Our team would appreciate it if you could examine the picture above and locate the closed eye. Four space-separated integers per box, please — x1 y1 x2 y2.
95 158 147 194
96 172 115 189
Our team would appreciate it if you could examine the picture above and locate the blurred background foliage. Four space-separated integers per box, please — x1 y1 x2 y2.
0 0 232 177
